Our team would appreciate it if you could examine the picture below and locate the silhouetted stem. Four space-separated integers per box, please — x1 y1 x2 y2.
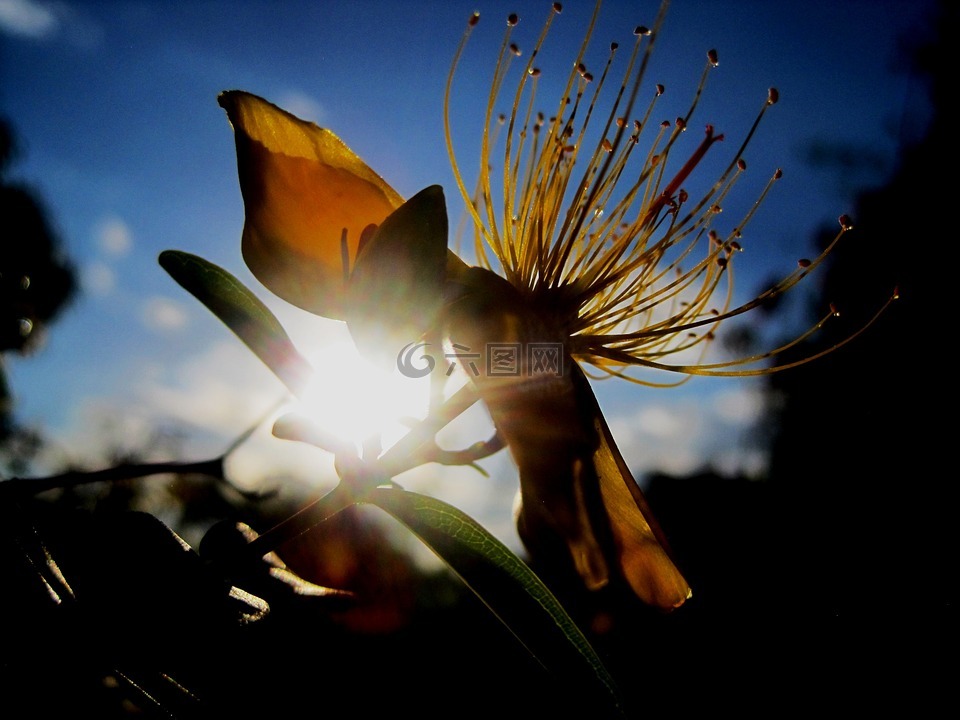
244 384 482 560
0 457 226 497
378 382 480 476
241 481 357 560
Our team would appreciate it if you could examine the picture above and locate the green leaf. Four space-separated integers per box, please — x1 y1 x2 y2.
159 250 312 395
365 486 624 716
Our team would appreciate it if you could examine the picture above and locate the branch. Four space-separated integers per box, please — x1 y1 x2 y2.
0 457 226 498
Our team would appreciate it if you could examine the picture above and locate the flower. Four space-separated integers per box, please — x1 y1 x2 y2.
217 2 884 611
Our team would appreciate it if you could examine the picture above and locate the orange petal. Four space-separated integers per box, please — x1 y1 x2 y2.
588 376 692 610
218 90 404 318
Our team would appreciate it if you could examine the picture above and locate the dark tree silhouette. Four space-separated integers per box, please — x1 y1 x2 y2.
584 5 956 713
0 118 77 451
761 0 955 620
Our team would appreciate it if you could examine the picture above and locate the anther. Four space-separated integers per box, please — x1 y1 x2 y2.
675 117 686 130
468 11 479 27
553 3 562 13
797 258 811 268
498 113 506 124
774 168 783 180
678 189 688 203
656 83 664 96
601 138 613 152
507 13 518 27
716 257 728 268
838 214 853 230
707 48 719 66
610 42 618 52
660 120 670 128
529 67 541 77
767 87 779 105
577 62 587 75
635 25 651 36
737 158 747 171
510 43 521 56
892 286 900 300
830 303 840 317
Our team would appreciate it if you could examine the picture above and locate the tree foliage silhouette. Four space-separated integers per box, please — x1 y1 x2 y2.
1 118 77 462
763 0 955 616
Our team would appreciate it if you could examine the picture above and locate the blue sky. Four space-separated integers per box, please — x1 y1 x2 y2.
1 0 937 547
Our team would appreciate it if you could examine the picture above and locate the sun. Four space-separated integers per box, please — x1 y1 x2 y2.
295 338 432 452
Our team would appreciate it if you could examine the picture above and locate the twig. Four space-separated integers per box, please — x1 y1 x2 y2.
0 457 226 498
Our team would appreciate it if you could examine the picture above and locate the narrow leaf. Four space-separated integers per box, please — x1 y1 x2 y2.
366 486 624 716
159 250 312 395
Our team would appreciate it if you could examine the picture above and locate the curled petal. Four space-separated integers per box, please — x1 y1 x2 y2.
219 90 404 318
588 381 692 610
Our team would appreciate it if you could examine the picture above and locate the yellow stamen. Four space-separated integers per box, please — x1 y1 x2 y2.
445 0 890 383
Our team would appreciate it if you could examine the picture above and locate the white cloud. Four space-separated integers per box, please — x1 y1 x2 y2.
141 296 188 331
136 340 359 494
81 261 114 295
95 215 132 256
0 0 57 38
609 397 709 478
633 403 691 440
607 383 772 480
712 448 768 479
139 341 282 428
711 386 764 426
0 0 102 47
275 90 326 125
